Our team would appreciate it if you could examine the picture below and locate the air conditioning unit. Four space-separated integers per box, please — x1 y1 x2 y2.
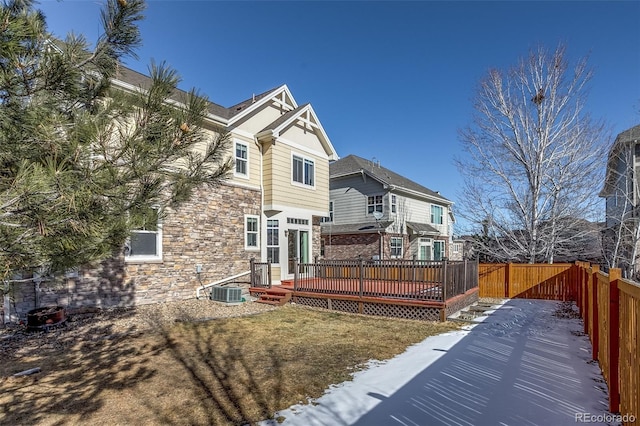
210 286 243 303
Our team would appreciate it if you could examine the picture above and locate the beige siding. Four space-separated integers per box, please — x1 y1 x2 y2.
228 134 261 188
279 123 326 152
232 103 288 136
265 142 330 213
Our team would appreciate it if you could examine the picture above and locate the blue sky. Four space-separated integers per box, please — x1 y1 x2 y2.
37 1 640 217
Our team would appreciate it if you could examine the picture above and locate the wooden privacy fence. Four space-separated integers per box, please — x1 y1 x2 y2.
478 262 638 421
479 263 578 300
575 263 639 422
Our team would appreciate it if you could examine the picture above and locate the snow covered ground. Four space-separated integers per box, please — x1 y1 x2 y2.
262 300 615 426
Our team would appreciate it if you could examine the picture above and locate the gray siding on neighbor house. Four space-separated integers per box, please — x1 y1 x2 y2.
329 175 387 226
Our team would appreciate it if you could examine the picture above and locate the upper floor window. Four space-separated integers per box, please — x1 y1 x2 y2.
125 206 162 261
235 142 248 177
431 205 443 225
293 154 314 187
391 195 397 213
321 201 334 223
245 215 259 250
368 195 383 214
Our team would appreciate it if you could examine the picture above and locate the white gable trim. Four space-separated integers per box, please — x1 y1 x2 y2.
257 104 338 161
227 85 298 126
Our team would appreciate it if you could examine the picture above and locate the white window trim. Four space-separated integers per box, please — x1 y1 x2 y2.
245 214 260 251
433 240 445 261
267 219 280 265
125 207 163 263
367 194 384 216
390 194 397 214
291 152 315 189
234 140 250 179
390 236 403 258
431 204 444 225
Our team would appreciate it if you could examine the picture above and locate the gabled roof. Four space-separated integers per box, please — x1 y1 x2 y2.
114 67 338 159
115 67 231 120
600 124 640 197
257 103 338 160
227 86 282 118
330 154 451 203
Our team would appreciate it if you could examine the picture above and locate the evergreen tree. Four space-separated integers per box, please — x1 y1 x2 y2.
0 0 232 281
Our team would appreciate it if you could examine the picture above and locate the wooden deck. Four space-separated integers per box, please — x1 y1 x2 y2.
280 277 442 301
250 280 478 322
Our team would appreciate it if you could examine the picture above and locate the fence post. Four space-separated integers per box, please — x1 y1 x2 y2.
250 257 255 287
359 258 364 299
294 257 299 291
505 262 512 298
442 258 448 302
591 265 600 361
267 262 272 289
584 266 591 335
608 268 621 413
464 258 468 292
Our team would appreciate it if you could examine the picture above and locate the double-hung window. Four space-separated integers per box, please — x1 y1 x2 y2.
431 205 443 225
235 142 248 177
245 215 259 250
267 219 280 263
391 195 397 213
368 195 383 214
292 154 314 187
126 206 162 261
390 237 403 257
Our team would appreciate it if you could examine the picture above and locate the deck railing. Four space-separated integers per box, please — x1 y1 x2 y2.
292 258 479 302
249 258 271 288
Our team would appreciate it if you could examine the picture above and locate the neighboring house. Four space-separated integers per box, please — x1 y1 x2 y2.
8 67 338 318
600 124 640 277
449 238 467 261
321 155 453 261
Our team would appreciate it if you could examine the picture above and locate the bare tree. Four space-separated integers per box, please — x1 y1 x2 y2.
456 45 606 263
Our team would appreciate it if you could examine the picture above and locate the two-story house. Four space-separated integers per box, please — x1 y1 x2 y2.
9 67 338 317
321 155 453 261
600 124 640 277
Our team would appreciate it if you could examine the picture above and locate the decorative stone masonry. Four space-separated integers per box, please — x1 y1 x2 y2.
322 233 380 260
5 183 261 320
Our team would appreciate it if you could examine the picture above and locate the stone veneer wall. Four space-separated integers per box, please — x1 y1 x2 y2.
6 183 261 320
321 233 380 260
311 217 322 261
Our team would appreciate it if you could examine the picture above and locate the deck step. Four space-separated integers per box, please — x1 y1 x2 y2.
256 299 282 306
252 287 292 306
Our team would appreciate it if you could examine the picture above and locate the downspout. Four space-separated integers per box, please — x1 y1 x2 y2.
255 137 265 265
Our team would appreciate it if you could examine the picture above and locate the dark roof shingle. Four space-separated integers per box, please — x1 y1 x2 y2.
330 154 450 202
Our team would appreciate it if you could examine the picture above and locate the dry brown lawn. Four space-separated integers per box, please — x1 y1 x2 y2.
0 304 459 425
